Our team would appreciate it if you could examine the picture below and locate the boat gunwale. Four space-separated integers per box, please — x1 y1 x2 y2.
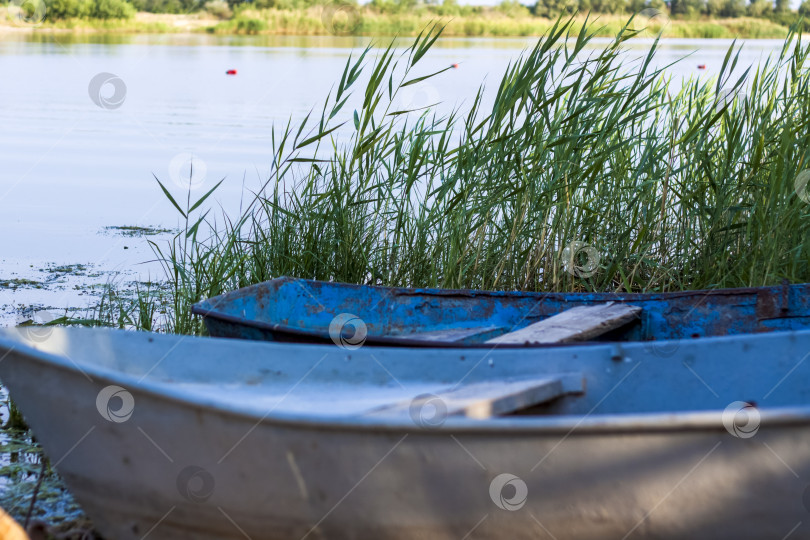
3 328 810 436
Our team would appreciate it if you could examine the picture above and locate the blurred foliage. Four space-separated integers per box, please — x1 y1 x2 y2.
44 0 135 19
128 0 196 13
204 0 231 18
21 0 809 32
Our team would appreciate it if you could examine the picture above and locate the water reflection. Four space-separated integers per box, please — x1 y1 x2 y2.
3 30 789 51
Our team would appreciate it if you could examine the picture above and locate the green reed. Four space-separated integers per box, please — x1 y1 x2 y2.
144 15 809 334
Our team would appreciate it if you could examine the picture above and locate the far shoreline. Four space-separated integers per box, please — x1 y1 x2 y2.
0 11 798 39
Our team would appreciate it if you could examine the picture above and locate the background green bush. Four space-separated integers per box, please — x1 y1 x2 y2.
44 0 135 19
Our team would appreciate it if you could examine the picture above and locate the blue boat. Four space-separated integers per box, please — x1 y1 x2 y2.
192 277 810 346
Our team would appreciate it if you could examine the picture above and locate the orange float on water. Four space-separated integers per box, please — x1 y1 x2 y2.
697 64 706 69
452 63 459 69
226 69 237 75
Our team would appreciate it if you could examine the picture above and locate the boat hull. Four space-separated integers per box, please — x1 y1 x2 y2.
2 328 810 538
58 424 810 540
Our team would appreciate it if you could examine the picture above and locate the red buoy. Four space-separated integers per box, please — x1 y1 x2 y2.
697 64 706 70
226 69 237 75
451 63 459 69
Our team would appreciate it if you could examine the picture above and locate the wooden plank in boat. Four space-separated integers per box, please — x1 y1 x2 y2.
397 326 502 343
486 302 642 345
366 373 584 419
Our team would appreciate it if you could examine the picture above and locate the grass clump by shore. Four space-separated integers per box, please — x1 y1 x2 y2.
114 16 810 335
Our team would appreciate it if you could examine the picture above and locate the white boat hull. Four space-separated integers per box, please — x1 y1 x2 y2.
1 327 810 538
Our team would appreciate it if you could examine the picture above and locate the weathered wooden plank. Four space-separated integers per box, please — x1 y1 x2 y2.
396 326 502 344
365 373 584 420
486 302 642 345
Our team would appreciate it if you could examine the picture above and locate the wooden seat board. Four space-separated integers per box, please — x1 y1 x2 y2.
365 373 584 420
486 302 642 345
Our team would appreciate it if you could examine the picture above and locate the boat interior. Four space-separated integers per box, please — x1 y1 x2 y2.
6 326 810 422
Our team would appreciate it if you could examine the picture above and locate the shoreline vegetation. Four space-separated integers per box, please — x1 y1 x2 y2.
101 18 810 335
2 2 808 38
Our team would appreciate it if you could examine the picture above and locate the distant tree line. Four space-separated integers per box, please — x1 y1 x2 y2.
45 0 136 18
129 0 200 13
33 0 810 24
532 0 798 19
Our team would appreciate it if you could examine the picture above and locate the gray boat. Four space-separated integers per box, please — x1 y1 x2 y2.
0 326 809 539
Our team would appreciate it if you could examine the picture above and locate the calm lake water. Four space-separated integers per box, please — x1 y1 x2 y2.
0 33 790 322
